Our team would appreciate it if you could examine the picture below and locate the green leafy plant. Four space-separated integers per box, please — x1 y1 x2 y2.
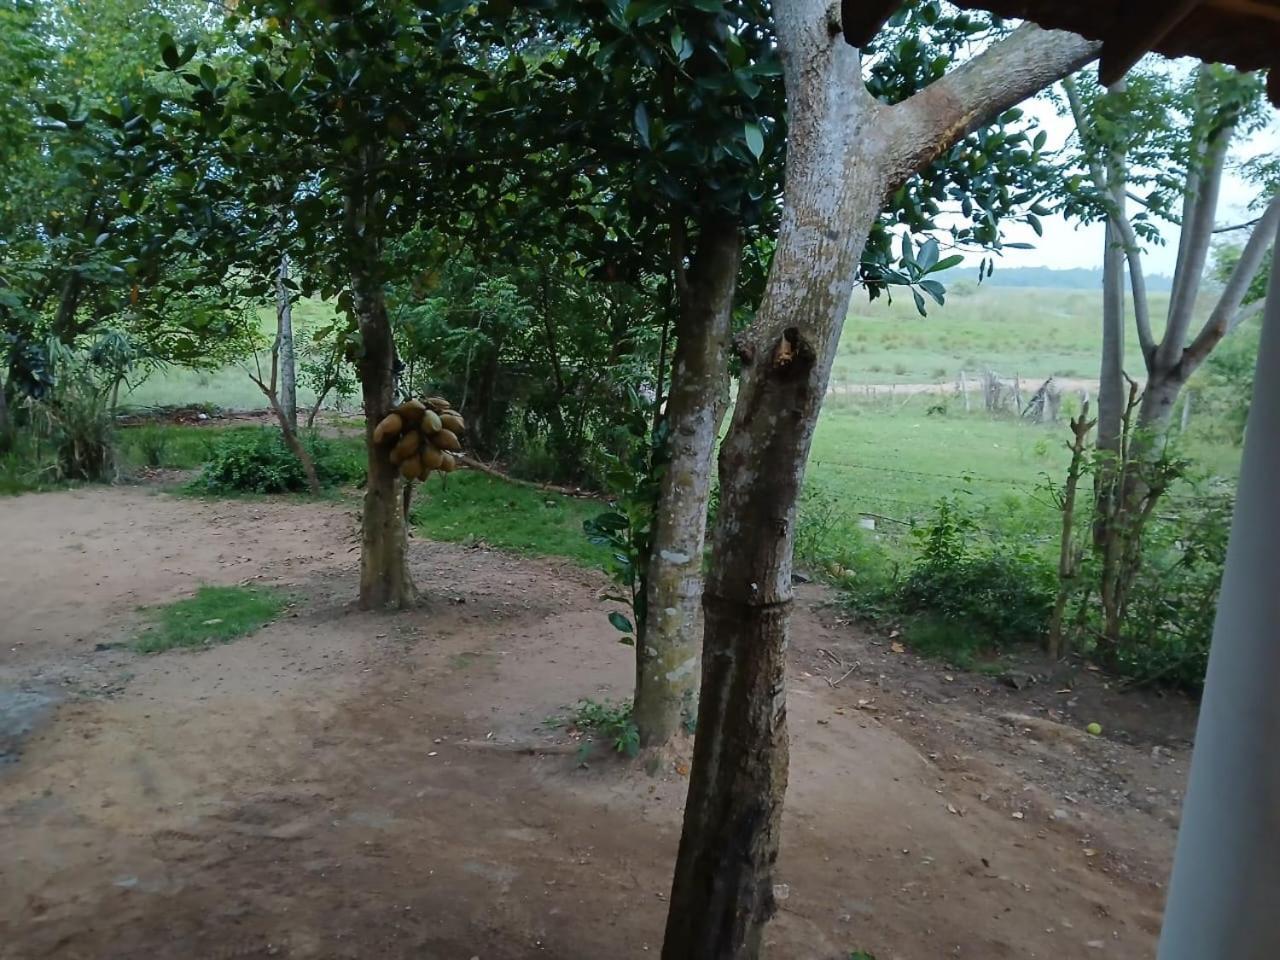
131 426 171 467
25 360 118 483
583 395 665 648
194 429 362 494
895 496 1056 653
563 699 640 758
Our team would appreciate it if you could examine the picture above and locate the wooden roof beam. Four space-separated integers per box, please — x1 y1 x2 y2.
840 0 902 48
1098 0 1204 85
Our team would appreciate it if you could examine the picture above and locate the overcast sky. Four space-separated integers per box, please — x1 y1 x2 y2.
965 68 1280 277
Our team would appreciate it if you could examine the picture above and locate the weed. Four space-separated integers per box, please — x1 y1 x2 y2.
132 426 171 467
560 699 640 758
134 586 285 653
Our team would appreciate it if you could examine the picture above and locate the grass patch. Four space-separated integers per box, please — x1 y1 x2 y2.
134 585 286 653
410 470 607 566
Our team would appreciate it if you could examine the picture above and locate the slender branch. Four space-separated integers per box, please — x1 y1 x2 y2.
1182 193 1280 372
1112 214 1157 365
1214 215 1263 234
1228 297 1266 334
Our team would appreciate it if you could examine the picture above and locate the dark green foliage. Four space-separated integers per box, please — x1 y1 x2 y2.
896 497 1056 650
1107 491 1233 692
583 399 664 646
194 428 361 494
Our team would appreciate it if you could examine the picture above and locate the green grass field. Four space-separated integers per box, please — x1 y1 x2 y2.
119 298 344 412
830 284 1208 385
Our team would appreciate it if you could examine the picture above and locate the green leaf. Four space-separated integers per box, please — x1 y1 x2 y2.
608 611 634 634
633 102 650 149
917 237 939 271
161 35 179 70
744 122 764 159
930 254 964 273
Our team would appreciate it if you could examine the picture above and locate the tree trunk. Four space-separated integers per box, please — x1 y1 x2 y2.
353 273 415 610
635 217 742 749
277 255 298 431
661 10 1099 957
273 401 321 496
0 374 11 452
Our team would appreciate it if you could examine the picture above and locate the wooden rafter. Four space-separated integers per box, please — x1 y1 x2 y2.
1099 0 1203 86
839 0 1280 104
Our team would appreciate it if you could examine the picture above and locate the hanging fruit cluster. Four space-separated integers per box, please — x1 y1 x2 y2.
373 396 465 481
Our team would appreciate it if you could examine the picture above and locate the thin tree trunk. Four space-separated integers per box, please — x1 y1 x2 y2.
272 400 321 495
1049 404 1094 659
635 216 742 748
277 255 298 431
662 11 1098 957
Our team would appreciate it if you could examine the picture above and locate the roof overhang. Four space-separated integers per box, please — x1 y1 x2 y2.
841 0 1280 103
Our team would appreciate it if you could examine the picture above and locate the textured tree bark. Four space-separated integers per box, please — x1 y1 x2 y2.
661 9 1099 957
354 273 416 610
277 255 298 432
635 217 743 748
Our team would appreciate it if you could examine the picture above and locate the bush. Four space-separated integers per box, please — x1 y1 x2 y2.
195 428 364 494
1106 490 1232 692
27 367 117 482
895 497 1055 650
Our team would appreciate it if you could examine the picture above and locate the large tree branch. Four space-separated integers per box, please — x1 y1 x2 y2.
885 24 1100 181
1182 193 1280 373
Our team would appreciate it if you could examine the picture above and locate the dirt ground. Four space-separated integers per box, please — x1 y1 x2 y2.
0 483 1197 959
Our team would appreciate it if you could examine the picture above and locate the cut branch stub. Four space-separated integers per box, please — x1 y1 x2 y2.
770 327 816 379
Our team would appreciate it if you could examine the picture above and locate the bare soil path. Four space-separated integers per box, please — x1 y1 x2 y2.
0 484 1193 959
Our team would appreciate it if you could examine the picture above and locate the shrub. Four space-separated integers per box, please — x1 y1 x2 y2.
27 367 117 482
1105 490 1232 692
195 429 363 494
895 496 1055 650
132 426 171 467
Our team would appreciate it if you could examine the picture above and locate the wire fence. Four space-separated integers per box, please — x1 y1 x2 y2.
804 455 1231 545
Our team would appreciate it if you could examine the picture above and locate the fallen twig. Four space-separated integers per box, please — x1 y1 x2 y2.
828 664 858 688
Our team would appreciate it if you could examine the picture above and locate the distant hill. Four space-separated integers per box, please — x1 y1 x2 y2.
968 265 1175 292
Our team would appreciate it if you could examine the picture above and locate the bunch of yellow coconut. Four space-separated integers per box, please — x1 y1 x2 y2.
373 396 465 481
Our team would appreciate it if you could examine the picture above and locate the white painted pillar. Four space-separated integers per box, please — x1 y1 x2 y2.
1157 239 1280 959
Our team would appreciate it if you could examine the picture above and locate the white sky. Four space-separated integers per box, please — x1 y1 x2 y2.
976 66 1280 276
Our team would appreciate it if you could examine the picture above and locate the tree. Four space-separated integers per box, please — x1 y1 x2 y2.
1060 64 1278 654
148 1 510 609
660 5 1098 955
529 1 1067 749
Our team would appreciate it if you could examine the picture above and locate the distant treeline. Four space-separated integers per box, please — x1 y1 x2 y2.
945 265 1175 292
